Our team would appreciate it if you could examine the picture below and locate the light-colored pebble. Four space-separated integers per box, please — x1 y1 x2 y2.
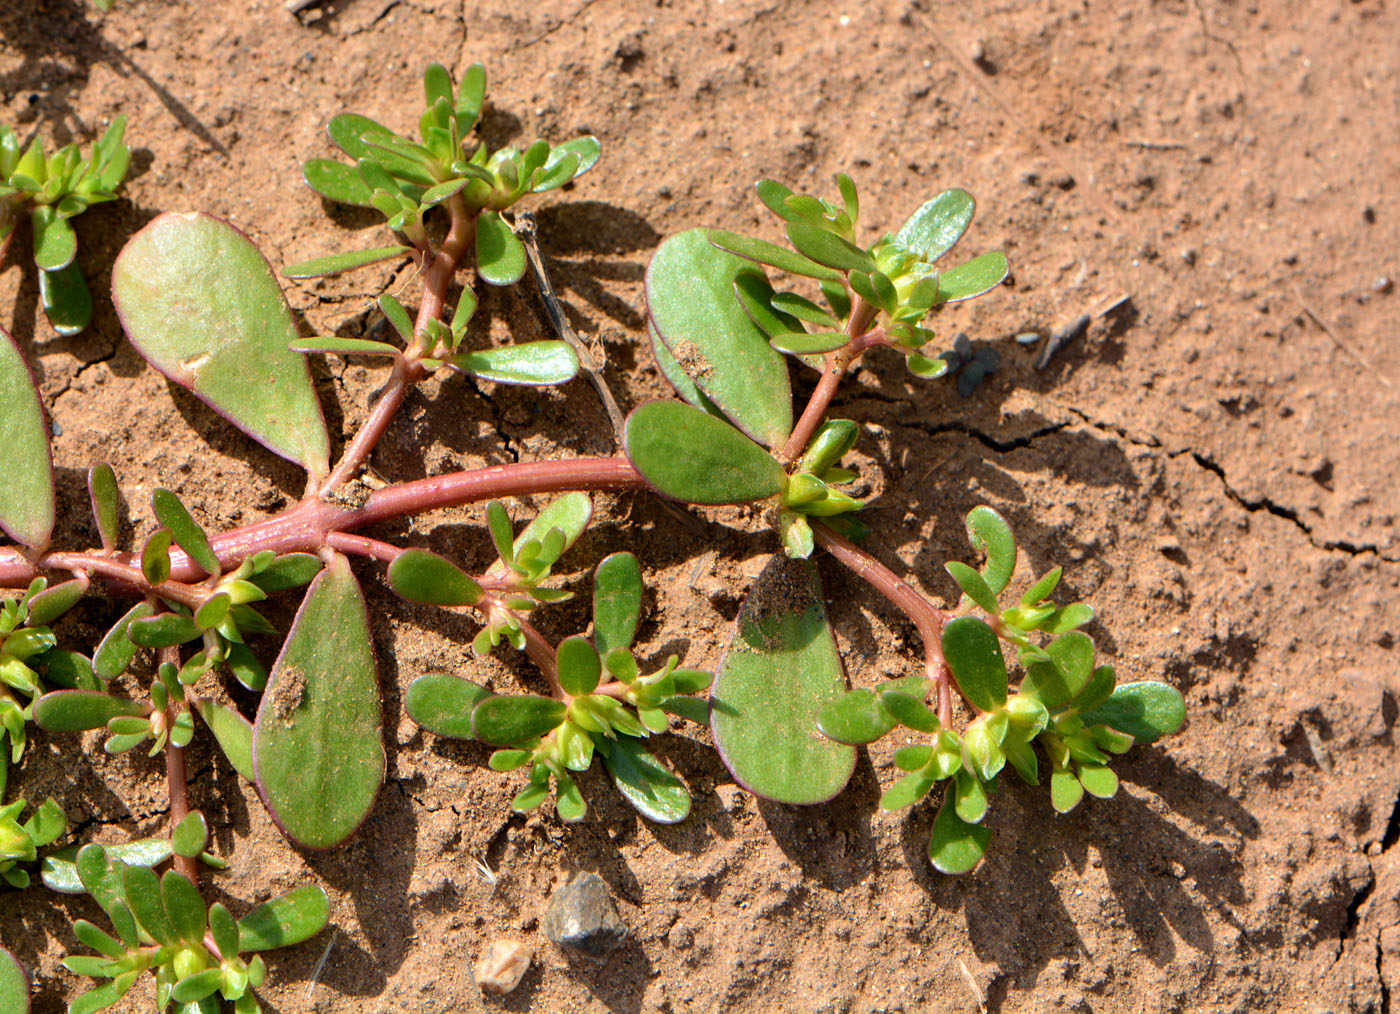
475 939 532 996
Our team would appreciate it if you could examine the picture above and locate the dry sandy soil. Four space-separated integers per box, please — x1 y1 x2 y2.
2 0 1399 1011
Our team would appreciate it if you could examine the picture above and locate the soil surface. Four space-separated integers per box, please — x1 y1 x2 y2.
3 1 1399 1012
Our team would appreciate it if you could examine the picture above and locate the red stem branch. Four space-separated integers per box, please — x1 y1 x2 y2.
160 645 200 884
777 295 879 464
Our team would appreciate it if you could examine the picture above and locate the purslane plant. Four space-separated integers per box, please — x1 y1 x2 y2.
0 63 1184 1009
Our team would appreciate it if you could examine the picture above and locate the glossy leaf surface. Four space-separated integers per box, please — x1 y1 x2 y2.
0 326 54 549
302 158 375 207
195 699 254 780
471 695 566 746
1078 682 1186 742
1021 631 1096 711
816 688 896 745
405 673 492 739
39 262 92 336
928 790 991 874
598 735 691 824
965 506 1015 594
711 557 855 804
624 401 784 505
236 884 330 952
646 229 792 448
475 211 527 286
34 690 145 732
387 549 483 606
593 552 642 656
112 212 331 476
893 189 975 263
282 244 412 279
93 602 154 680
941 617 1008 712
447 341 579 385
253 554 385 849
933 251 1009 304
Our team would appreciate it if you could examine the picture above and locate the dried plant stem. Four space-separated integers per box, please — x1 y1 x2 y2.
812 522 956 724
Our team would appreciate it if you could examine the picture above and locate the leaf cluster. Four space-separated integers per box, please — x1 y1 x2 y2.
0 118 130 334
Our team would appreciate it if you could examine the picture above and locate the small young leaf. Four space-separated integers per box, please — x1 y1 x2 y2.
456 63 487 124
770 332 847 356
289 336 403 358
236 884 330 952
302 158 376 207
282 244 412 279
194 699 255 781
906 352 949 380
67 973 139 1014
113 213 331 477
405 673 492 740
485 492 592 577
1020 631 1096 711
475 211 527 286
784 222 875 273
893 189 975 263
557 636 601 696
0 327 55 550
953 768 989 824
1050 768 1084 813
1077 763 1119 798
880 690 940 733
34 690 146 732
93 601 153 680
927 790 991 874
941 617 1008 712
836 172 859 224
945 561 999 614
1047 602 1095 633
88 464 121 551
387 549 483 607
711 556 855 805
247 553 323 593
815 688 895 745
152 489 219 576
597 735 691 824
534 136 602 190
161 869 207 944
472 694 567 746
1071 664 1117 714
39 262 93 336
965 506 1015 595
26 578 86 626
253 555 385 850
707 229 842 282
1021 567 1062 607
1077 681 1186 743
933 251 1009 304
127 613 201 648
593 552 642 657
171 812 208 859
31 205 76 271
447 341 579 385
880 769 938 811
624 401 785 505
121 864 180 946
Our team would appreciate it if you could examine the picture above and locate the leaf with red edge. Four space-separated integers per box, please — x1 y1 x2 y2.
0 326 53 549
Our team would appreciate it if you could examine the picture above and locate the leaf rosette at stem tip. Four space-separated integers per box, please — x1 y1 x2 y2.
288 61 601 283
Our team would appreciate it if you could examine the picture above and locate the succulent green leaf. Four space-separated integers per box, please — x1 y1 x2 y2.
1021 567 1062 607
1078 681 1186 743
113 213 331 476
1022 631 1096 711
194 699 255 781
31 648 97 691
387 549 483 606
88 463 121 551
893 189 975 263
0 327 54 549
593 552 642 656
302 159 375 207
456 63 487 124
0 947 26 1014
475 211 527 286
836 172 859 223
485 492 592 577
121 864 179 946
769 332 846 356
127 613 201 648
1071 664 1117 714
953 767 989 824
1050 768 1084 813
152 489 219 576
711 557 855 804
649 322 723 415
94 602 153 680
161 869 207 944
140 529 172 585
880 689 940 732
928 790 991 874
933 251 1009 304
472 695 566 746
247 553 323 593
940 617 1008 712
707 229 842 282
965 506 1015 595
236 884 329 952
1078 763 1119 798
906 351 949 380
282 244 412 279
67 973 138 1014
405 673 492 739
646 229 793 447
26 578 86 626
446 341 579 385
39 261 92 336
253 554 385 849
597 735 691 824
1047 602 1095 633
535 136 602 190
290 336 403 358
784 222 875 273
171 812 208 859
557 636 601 696
880 768 938 811
34 690 145 732
31 205 76 271
945 561 999 614
624 401 784 505
815 688 896 745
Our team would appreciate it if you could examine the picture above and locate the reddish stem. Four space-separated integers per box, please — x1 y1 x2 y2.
777 295 879 464
325 532 401 564
160 645 200 884
812 522 957 725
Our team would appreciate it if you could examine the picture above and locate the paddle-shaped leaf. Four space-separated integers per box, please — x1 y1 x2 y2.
0 947 27 1014
484 492 592 578
624 401 784 505
194 699 254 780
933 251 1009 304
112 212 331 477
816 688 896 745
236 884 329 952
647 229 792 448
593 552 642 656
711 556 855 804
446 341 579 385
39 262 92 336
88 464 121 551
387 549 483 606
649 322 724 415
597 735 691 824
927 790 990 874
34 690 145 732
893 189 975 263
707 229 842 282
152 489 219 576
941 617 1008 712
289 336 403 357
557 636 601 696
253 554 384 849
471 695 566 746
0 326 54 549
1020 631 1096 711
94 602 153 680
282 244 411 279
475 211 527 286
1078 681 1186 743
302 158 376 206
405 673 492 739
965 506 1015 595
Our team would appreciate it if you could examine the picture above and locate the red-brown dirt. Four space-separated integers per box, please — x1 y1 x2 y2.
2 1 1398 1011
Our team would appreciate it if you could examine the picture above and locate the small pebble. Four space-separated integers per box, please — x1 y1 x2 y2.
1014 331 1041 346
542 872 627 960
1373 276 1393 294
474 939 532 996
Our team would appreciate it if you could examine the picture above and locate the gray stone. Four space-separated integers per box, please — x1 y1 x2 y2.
541 872 627 960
